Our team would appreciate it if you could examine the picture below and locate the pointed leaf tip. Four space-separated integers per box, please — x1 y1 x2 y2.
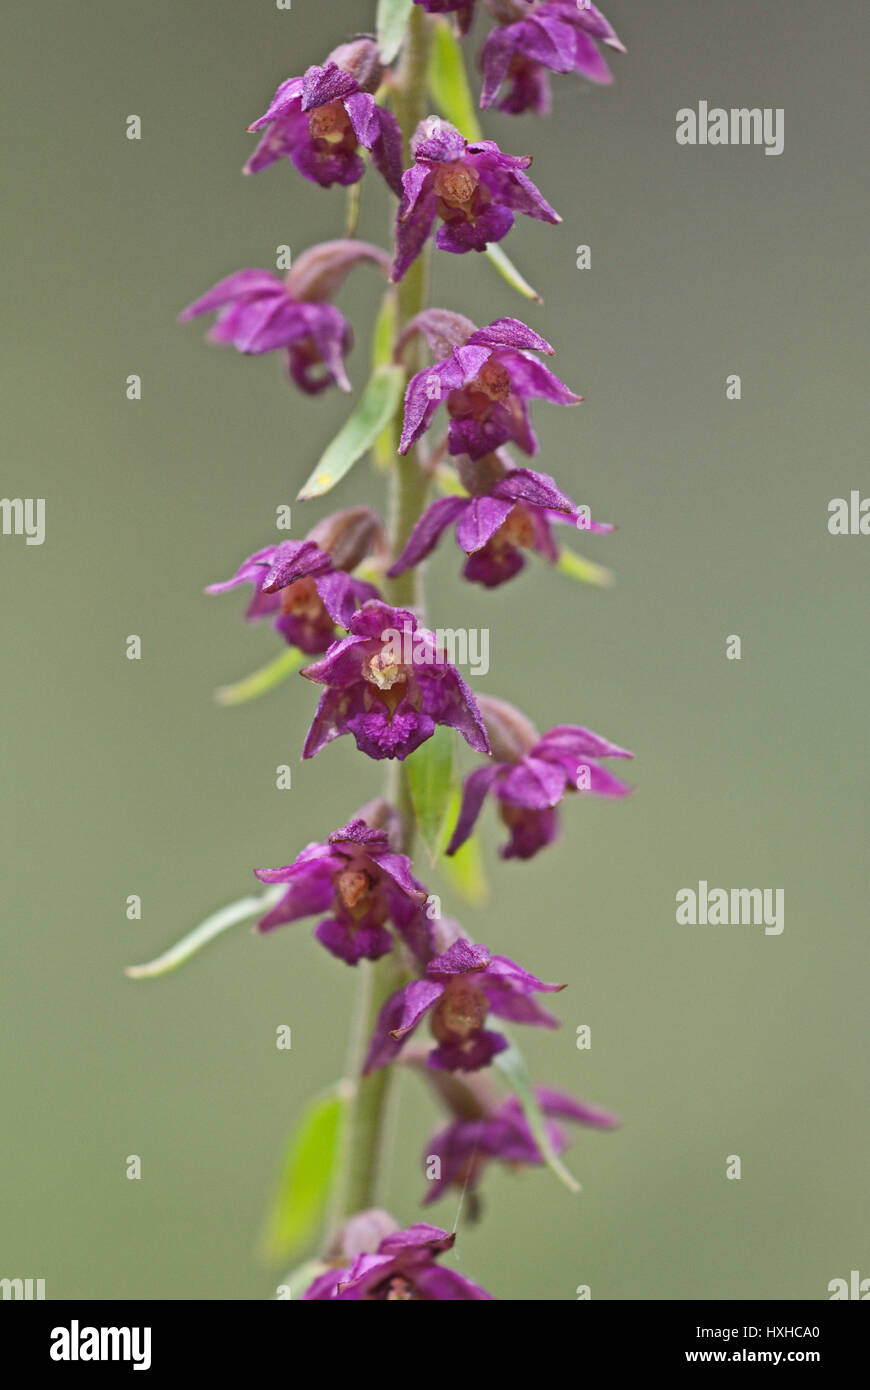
297 364 405 501
125 886 283 979
494 1042 582 1193
484 243 543 303
377 0 414 67
557 546 614 588
215 647 306 706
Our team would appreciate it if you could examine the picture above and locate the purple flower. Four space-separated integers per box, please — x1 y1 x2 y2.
303 1222 493 1300
206 509 384 655
447 695 633 859
389 451 611 587
413 0 477 37
421 1082 619 1204
179 241 391 394
391 118 559 283
254 817 431 965
363 936 565 1074
480 1 626 116
300 600 490 762
246 38 403 195
399 314 581 460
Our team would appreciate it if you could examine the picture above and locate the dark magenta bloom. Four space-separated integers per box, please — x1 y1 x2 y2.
400 315 581 460
179 269 354 393
363 936 564 1074
254 818 430 965
422 1083 619 1204
412 0 477 37
180 241 390 394
206 510 383 655
301 600 490 762
448 695 634 860
303 1223 493 1300
480 1 626 115
389 452 611 587
246 38 403 194
391 118 559 283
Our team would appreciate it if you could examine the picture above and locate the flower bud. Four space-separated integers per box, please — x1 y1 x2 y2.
284 240 391 304
353 797 403 851
328 35 384 93
476 694 540 763
484 0 531 23
456 451 510 497
430 914 468 955
306 506 386 572
395 308 477 362
326 1208 400 1262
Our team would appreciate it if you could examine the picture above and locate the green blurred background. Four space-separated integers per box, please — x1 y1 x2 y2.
2 0 867 1300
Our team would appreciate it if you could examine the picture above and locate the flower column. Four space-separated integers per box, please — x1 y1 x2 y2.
135 0 632 1301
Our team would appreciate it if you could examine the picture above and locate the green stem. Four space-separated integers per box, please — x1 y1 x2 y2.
387 3 434 614
330 6 433 1228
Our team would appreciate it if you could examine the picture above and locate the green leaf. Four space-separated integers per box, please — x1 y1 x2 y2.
261 1086 349 1262
484 242 543 303
494 1043 581 1193
427 17 483 142
406 725 454 863
377 0 414 66
440 789 489 905
214 646 306 707
297 363 405 500
125 886 283 980
557 545 614 588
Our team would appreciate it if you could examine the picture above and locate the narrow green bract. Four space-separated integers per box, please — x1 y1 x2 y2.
406 724 455 863
495 1043 582 1193
427 17 483 142
376 0 415 66
261 1087 349 1261
297 364 405 500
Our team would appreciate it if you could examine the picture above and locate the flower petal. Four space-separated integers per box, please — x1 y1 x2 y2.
454 496 515 554
363 979 445 1072
445 763 502 855
467 318 553 354
387 496 468 575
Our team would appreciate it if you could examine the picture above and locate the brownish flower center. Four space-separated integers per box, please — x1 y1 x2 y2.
433 161 479 210
501 504 536 548
308 101 352 144
335 868 371 912
383 1276 418 1300
431 979 488 1044
473 358 512 404
279 575 323 619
